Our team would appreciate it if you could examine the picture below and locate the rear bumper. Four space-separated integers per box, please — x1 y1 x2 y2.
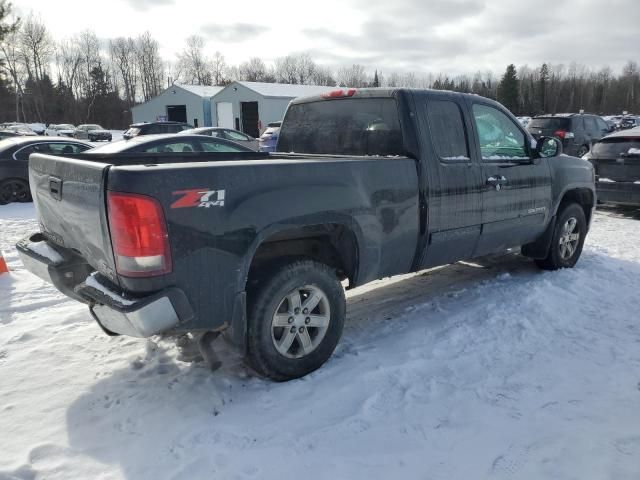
596 181 640 206
17 233 193 337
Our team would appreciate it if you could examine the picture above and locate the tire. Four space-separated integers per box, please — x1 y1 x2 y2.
246 259 346 381
88 136 95 142
535 202 586 270
576 145 589 157
0 178 31 205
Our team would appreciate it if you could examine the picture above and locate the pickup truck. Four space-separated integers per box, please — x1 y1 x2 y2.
17 88 596 381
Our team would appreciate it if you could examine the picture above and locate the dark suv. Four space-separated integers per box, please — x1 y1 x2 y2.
527 113 610 157
123 121 193 140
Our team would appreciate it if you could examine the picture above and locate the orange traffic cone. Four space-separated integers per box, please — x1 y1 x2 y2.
0 251 8 275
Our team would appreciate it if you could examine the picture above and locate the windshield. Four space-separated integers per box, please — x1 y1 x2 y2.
277 98 403 156
528 118 570 130
592 137 640 158
58 124 74 129
87 124 102 130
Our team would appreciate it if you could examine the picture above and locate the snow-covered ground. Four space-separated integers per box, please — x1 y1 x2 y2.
1 204 640 479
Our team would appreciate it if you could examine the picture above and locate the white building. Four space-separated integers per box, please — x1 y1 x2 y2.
131 81 336 137
210 81 336 137
131 84 224 128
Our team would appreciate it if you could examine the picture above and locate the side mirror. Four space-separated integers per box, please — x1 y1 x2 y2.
536 136 562 158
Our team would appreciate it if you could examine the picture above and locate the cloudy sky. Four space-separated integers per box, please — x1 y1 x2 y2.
14 0 639 75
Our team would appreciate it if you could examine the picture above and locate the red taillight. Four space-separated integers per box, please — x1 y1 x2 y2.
107 191 172 277
553 129 574 139
321 88 357 99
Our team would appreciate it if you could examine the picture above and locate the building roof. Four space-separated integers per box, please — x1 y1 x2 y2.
234 81 336 98
177 84 225 97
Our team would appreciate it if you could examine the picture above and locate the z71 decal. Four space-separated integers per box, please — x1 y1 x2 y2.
171 189 226 209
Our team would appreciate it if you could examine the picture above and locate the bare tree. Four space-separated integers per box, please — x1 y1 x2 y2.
311 65 336 86
177 35 211 85
336 64 368 87
274 55 298 84
295 53 316 84
110 37 137 107
0 28 25 121
136 31 164 100
211 50 226 85
239 57 267 82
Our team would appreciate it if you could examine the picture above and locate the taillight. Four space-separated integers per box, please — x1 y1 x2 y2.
107 191 172 277
553 130 575 139
321 88 357 99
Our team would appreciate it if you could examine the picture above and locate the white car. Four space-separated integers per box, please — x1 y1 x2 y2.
45 124 76 137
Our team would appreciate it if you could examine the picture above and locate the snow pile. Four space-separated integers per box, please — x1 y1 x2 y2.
1 204 640 479
28 241 63 263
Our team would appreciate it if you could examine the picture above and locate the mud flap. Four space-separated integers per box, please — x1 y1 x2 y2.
198 331 223 371
521 215 556 260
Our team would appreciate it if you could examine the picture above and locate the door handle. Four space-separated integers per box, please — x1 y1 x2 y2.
486 175 507 191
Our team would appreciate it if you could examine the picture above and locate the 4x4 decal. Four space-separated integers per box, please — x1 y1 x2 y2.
171 189 225 209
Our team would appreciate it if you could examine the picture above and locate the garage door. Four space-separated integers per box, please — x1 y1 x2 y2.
216 102 233 129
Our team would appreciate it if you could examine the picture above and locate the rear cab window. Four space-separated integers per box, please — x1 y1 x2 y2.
277 97 404 156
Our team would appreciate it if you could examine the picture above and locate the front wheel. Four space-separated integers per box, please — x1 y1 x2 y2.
246 259 346 381
535 203 587 270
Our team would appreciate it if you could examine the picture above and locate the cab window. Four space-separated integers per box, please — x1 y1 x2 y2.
426 100 470 161
472 104 529 161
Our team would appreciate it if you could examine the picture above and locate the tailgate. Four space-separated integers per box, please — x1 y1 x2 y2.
28 153 118 283
593 156 640 182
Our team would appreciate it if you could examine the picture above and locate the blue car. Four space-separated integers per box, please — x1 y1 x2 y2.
258 121 281 152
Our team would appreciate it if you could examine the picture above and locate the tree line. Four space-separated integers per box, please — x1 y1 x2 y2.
1 3 638 128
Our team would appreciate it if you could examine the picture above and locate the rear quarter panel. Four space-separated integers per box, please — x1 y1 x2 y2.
107 157 420 330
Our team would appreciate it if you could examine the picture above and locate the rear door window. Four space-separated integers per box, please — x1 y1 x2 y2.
48 143 91 154
14 143 52 161
139 140 197 153
225 130 251 141
277 98 404 156
198 139 247 152
426 100 470 161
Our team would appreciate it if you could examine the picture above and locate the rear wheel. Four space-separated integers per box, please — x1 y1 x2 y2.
0 178 31 204
535 203 586 270
576 145 589 157
246 259 346 381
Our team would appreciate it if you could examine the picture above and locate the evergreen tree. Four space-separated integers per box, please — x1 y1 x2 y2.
372 70 380 87
538 63 549 113
497 64 519 113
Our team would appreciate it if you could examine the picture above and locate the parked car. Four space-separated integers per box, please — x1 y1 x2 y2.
122 121 192 140
28 123 46 135
4 124 37 136
16 88 595 381
527 113 610 157
619 116 639 130
0 130 20 140
180 127 259 150
583 126 640 206
0 137 92 204
517 116 531 127
258 121 281 152
45 124 76 137
74 124 112 142
87 134 253 154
